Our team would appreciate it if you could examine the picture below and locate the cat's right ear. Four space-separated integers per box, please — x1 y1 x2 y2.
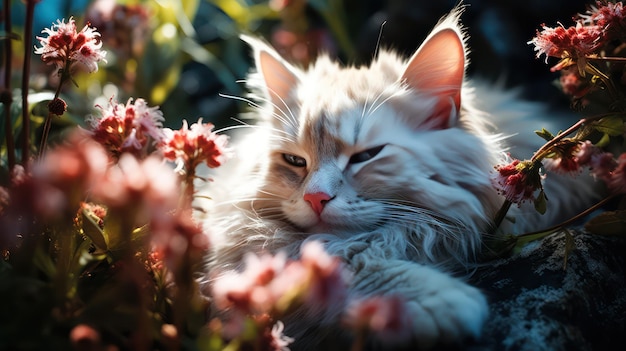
241 35 301 113
399 9 466 129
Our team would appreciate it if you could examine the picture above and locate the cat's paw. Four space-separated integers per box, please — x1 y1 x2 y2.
351 258 488 349
404 274 488 349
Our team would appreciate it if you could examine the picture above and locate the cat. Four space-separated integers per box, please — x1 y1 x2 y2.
201 6 599 350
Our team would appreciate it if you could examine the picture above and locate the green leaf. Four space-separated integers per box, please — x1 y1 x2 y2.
81 208 108 252
534 190 547 215
584 210 626 236
593 116 625 137
595 133 611 148
535 128 555 142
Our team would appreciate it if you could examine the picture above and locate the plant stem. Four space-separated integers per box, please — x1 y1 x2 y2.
490 199 512 234
584 62 620 101
2 0 16 171
531 118 587 162
586 55 626 63
513 194 616 239
38 67 68 159
21 0 37 168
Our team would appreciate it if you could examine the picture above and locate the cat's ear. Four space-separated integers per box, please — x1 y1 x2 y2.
400 11 466 128
241 35 300 113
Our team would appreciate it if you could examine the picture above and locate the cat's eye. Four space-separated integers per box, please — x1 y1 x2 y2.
349 145 386 164
282 153 307 167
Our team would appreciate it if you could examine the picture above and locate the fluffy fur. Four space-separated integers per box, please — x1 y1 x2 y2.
201 7 599 349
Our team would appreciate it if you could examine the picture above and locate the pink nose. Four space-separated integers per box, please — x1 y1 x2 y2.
303 192 332 215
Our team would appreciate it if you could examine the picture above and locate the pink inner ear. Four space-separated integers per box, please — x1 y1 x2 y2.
401 28 465 125
258 51 299 110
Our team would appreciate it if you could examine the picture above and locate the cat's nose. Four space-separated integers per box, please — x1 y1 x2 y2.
303 192 332 215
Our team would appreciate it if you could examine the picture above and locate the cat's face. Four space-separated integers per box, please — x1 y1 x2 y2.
244 16 496 235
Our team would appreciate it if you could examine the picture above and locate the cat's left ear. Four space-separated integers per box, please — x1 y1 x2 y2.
400 12 466 128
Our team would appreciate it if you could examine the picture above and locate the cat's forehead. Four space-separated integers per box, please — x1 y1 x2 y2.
301 58 401 103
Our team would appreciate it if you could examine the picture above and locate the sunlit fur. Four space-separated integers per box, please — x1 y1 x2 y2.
201 7 600 348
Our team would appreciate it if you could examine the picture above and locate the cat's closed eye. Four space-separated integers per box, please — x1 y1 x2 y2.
349 145 386 164
282 153 307 167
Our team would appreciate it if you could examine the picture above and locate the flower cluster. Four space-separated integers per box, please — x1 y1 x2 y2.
212 241 348 319
529 1 626 104
88 97 165 159
160 119 229 174
34 17 107 74
529 22 604 71
490 1 626 224
491 158 544 205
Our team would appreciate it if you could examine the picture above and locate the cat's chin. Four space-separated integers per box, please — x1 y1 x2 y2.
303 218 383 237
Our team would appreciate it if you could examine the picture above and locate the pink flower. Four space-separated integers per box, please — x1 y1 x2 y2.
492 158 543 204
150 209 209 274
606 153 626 193
211 241 348 318
88 97 164 159
559 67 593 99
582 1 626 38
269 321 295 351
22 131 110 219
343 295 412 344
543 141 584 175
212 251 289 314
591 153 618 181
529 21 605 67
159 119 229 173
297 241 348 309
90 154 179 214
34 17 107 73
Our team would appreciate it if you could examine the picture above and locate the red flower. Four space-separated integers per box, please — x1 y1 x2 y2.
88 97 164 158
491 158 543 204
159 119 229 173
529 21 605 69
543 141 584 175
582 1 626 39
34 17 107 73
559 67 593 99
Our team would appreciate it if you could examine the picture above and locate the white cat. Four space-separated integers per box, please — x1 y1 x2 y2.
202 7 599 350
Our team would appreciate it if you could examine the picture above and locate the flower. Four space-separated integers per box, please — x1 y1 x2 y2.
559 66 593 100
590 152 618 181
582 1 626 39
543 140 584 175
90 154 179 214
269 321 295 351
212 251 289 314
70 324 101 351
491 158 544 204
529 21 605 71
150 208 209 274
48 97 67 115
211 241 348 318
605 153 626 193
159 119 229 173
19 131 110 220
297 240 348 310
343 295 412 345
34 17 107 73
88 97 165 158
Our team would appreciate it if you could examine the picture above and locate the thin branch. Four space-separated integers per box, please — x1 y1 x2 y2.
21 0 37 168
2 0 15 170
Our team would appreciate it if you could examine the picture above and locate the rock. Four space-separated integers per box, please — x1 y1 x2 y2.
468 231 626 351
